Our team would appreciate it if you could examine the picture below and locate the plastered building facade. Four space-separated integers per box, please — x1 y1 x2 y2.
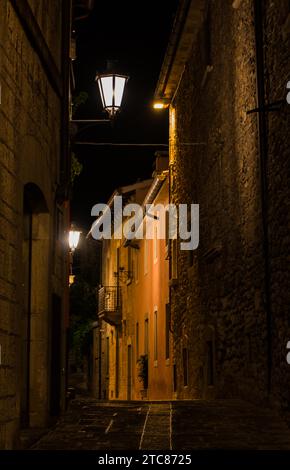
92 157 173 400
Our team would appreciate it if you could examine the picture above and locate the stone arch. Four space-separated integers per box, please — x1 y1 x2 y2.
18 134 54 215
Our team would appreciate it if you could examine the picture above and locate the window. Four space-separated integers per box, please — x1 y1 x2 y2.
188 250 194 268
115 330 119 398
165 304 170 360
171 238 178 279
280 0 290 40
204 5 211 67
182 348 188 386
187 206 194 267
116 247 120 273
134 249 139 282
106 256 110 283
127 247 132 279
106 337 109 375
173 364 177 392
200 4 213 88
279 0 290 21
207 341 214 386
136 322 139 360
165 210 170 259
144 318 149 355
55 207 62 242
153 225 158 263
165 210 169 246
144 239 148 275
165 210 170 258
154 309 158 362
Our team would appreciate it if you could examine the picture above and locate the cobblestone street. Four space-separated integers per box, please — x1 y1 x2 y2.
32 397 290 450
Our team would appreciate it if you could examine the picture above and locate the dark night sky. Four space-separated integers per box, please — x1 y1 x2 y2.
71 0 179 230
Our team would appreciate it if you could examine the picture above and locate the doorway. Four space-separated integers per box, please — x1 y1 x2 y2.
21 210 33 427
21 183 50 427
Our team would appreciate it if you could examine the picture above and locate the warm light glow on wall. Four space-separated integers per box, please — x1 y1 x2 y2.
170 107 176 130
169 106 176 164
153 101 166 109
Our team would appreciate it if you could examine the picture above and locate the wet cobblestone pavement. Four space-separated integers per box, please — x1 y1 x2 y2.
32 397 290 450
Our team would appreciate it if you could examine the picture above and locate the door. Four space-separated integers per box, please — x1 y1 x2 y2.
127 345 132 400
21 183 50 427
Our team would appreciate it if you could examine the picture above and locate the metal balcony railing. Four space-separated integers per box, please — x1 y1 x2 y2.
98 286 121 325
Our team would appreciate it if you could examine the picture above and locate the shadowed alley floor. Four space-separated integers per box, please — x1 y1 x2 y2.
31 397 290 450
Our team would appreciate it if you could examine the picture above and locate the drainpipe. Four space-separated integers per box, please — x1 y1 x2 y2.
253 0 272 394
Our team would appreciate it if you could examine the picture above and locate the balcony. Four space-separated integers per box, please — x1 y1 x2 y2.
98 286 122 326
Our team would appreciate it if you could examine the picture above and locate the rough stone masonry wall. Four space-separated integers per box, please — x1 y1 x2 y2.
263 0 290 410
27 0 63 69
0 0 64 448
171 0 277 404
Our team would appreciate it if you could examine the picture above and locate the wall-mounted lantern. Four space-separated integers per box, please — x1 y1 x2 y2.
96 71 128 118
69 227 81 253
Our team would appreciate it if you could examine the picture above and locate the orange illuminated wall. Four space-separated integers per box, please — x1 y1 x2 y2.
131 177 172 400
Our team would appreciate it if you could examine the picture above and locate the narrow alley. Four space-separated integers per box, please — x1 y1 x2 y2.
1 0 290 462
31 397 290 450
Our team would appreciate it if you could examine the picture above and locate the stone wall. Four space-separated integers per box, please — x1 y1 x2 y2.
0 0 69 448
263 0 290 410
170 0 290 409
27 0 63 69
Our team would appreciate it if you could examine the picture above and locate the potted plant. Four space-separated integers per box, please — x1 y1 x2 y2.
137 354 148 399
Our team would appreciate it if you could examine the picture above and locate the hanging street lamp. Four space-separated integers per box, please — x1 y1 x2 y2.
70 61 128 127
69 227 81 253
68 225 81 286
95 71 129 118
